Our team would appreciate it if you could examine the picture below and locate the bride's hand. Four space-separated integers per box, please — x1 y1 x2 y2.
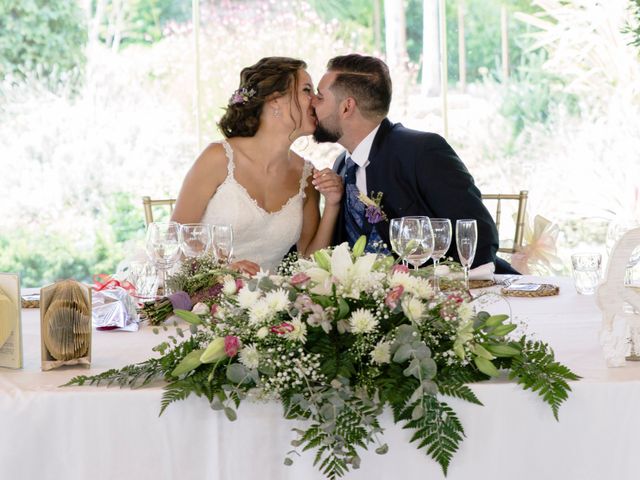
229 260 260 277
312 168 343 207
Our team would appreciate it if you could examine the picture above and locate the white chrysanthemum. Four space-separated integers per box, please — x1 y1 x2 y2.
256 326 269 338
349 308 378 334
402 297 425 324
237 288 261 309
285 318 308 343
413 277 435 299
457 302 474 322
264 288 290 312
222 277 237 295
239 344 260 369
370 341 391 364
390 271 417 293
249 298 271 325
191 302 209 315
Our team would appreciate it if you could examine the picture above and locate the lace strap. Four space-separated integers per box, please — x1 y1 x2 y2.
220 139 235 175
299 160 314 197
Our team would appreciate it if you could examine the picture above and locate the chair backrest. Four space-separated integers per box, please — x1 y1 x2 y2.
142 196 176 226
481 190 528 254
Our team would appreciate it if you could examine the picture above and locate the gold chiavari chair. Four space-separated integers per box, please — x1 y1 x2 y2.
142 196 176 226
481 190 528 254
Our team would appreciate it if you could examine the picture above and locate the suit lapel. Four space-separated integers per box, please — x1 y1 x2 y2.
365 118 393 195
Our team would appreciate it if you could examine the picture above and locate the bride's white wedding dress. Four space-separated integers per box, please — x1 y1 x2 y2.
201 140 313 273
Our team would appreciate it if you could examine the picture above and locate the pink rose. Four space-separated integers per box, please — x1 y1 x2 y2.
210 304 219 316
290 272 311 286
385 285 404 309
224 336 240 357
392 264 410 274
235 278 245 291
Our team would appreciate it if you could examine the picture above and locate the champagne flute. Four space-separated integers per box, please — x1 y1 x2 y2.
430 218 452 295
456 219 478 290
180 223 212 258
146 221 181 296
212 224 234 264
400 216 434 270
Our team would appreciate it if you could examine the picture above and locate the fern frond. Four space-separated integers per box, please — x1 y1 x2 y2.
509 337 580 420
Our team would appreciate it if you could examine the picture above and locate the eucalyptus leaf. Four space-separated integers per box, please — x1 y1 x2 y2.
210 396 224 411
420 357 437 379
393 343 413 363
412 404 425 420
403 358 422 378
320 403 336 421
224 407 237 421
375 444 389 455
284 458 293 466
226 363 249 384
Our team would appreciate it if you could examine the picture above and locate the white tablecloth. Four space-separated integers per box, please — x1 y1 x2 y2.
1 276 639 480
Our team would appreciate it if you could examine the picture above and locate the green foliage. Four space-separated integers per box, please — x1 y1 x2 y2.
306 0 377 50
399 395 465 476
499 50 581 150
0 192 144 287
509 337 581 420
93 0 191 48
0 0 87 85
624 0 640 50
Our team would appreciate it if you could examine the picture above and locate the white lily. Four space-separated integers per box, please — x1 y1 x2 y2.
329 243 378 298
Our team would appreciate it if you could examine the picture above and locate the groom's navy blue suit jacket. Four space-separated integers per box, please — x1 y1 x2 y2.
332 118 516 273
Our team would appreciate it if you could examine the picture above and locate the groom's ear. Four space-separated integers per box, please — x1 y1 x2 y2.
340 97 357 118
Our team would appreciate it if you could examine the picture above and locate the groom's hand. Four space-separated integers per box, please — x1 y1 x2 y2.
312 168 343 207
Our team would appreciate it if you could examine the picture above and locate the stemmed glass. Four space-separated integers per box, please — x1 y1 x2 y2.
146 221 181 296
212 224 234 264
389 218 412 265
456 219 478 290
180 223 212 258
430 218 452 295
400 216 434 270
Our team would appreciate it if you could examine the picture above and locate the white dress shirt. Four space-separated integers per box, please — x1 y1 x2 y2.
347 124 381 196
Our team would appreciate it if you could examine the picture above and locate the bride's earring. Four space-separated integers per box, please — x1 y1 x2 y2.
273 107 281 118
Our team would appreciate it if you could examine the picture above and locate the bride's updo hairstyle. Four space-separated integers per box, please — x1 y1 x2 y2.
218 57 307 138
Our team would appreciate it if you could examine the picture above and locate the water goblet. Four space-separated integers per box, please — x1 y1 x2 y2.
455 219 478 290
125 260 159 301
181 223 212 258
146 221 181 295
212 224 234 264
430 218 452 295
400 216 435 270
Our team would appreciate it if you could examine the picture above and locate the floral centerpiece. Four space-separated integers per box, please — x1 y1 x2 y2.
68 237 578 479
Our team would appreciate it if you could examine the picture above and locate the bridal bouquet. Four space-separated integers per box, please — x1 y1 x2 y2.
68 238 578 479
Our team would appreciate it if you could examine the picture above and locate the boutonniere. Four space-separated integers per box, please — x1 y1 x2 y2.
358 191 387 224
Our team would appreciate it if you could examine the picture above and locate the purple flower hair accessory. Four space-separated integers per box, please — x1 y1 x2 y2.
229 87 256 105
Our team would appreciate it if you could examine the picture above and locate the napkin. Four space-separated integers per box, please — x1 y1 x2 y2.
469 262 495 281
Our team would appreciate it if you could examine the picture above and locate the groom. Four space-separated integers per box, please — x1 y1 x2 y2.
312 53 517 273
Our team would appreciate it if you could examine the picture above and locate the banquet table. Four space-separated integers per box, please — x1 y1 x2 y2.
1 276 639 480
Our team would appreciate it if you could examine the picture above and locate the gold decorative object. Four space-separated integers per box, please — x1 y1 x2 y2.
501 283 559 297
40 280 92 370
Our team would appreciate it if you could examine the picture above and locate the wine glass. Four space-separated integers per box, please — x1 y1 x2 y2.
430 218 452 295
389 217 411 265
146 221 181 296
400 216 434 270
125 260 159 301
180 223 212 258
456 219 478 290
212 224 234 264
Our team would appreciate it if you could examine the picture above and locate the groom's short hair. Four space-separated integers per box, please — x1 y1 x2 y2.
327 54 392 120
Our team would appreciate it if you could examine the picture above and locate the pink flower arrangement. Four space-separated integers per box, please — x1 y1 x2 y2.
224 336 240 357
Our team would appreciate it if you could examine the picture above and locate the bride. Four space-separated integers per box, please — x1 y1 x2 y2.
171 57 343 275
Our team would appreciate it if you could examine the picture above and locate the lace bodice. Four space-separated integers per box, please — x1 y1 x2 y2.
200 140 313 273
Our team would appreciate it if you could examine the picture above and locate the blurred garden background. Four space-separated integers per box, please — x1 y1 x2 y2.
1 0 639 286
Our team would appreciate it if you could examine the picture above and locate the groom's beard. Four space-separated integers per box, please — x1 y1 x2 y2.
313 119 342 143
